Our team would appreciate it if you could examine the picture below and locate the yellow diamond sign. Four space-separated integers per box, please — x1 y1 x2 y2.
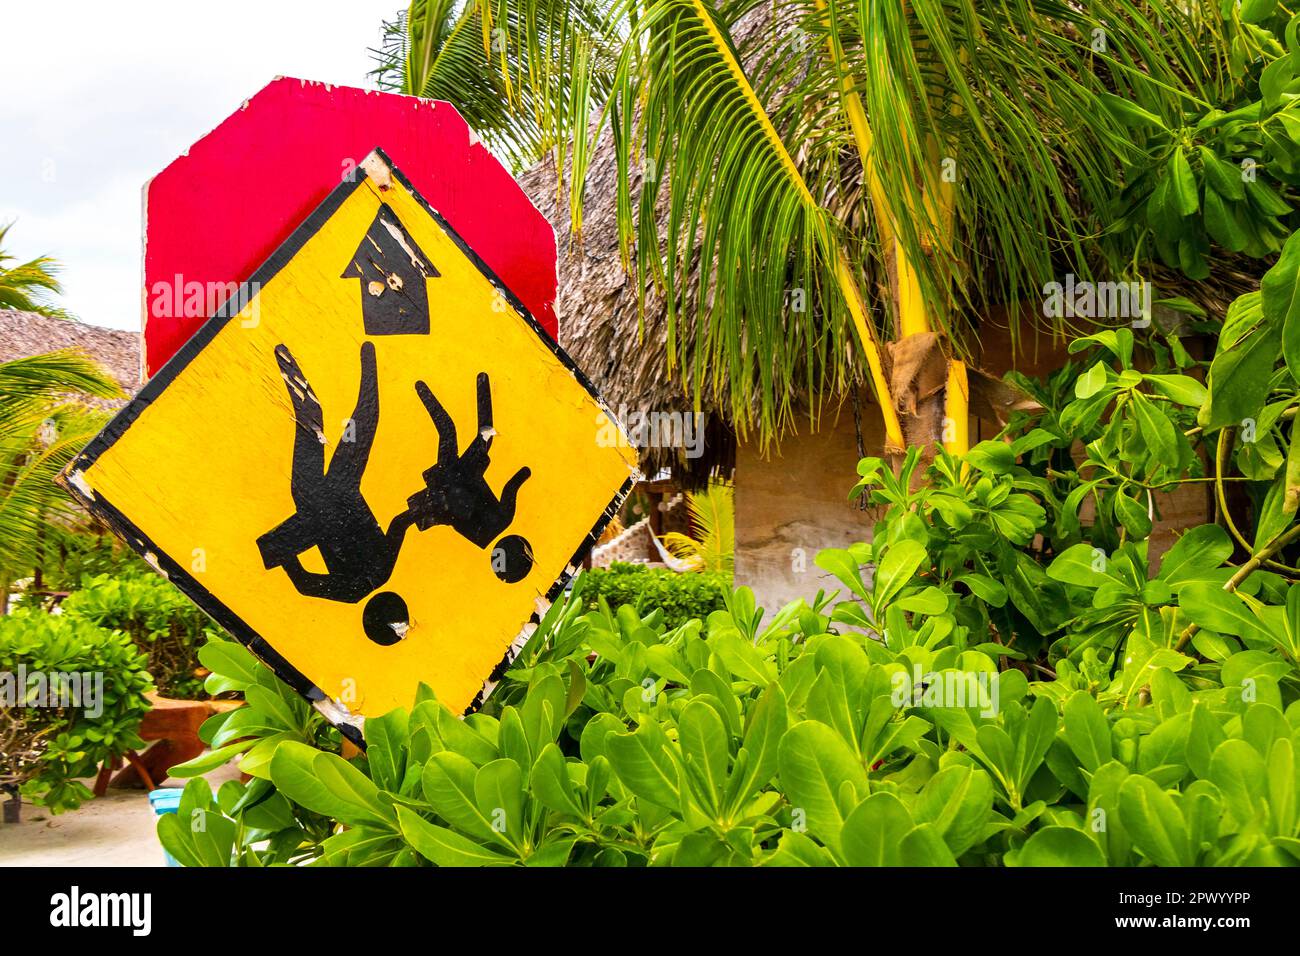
62 150 637 740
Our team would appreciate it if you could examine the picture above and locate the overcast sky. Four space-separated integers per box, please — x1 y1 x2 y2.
0 0 402 330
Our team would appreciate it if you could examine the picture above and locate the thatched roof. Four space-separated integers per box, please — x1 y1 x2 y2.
0 309 142 398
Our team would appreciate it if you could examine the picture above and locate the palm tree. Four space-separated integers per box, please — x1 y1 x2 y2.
0 351 122 610
662 481 735 574
374 1 1236 453
0 223 72 319
371 0 616 174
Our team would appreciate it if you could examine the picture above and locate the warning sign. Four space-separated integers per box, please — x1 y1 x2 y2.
62 150 638 739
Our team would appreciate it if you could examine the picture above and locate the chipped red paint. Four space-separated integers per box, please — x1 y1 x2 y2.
142 77 557 377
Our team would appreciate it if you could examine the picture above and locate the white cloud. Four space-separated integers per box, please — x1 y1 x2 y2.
0 0 402 330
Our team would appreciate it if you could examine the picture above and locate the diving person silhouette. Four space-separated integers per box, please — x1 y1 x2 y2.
406 371 535 583
256 341 415 644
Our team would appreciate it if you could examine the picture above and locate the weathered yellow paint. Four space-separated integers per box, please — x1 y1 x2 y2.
71 158 638 723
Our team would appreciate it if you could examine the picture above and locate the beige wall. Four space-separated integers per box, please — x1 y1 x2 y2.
733 324 1214 611
734 396 886 610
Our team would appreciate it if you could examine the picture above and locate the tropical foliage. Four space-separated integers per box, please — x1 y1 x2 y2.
60 570 218 699
370 0 615 172
374 1 1294 449
0 352 122 606
0 611 152 816
0 223 70 318
661 481 735 573
579 561 730 627
146 220 1300 864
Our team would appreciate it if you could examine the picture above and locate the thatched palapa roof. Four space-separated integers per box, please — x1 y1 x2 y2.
0 309 142 401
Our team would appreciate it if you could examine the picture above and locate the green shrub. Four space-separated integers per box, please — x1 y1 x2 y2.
0 611 152 815
61 571 216 699
579 562 729 628
157 575 1300 867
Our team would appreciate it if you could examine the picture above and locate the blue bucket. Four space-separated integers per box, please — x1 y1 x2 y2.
148 787 184 867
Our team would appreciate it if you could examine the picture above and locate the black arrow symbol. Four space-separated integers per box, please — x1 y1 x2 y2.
341 203 439 335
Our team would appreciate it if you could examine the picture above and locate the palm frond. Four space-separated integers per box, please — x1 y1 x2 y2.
0 222 68 318
662 481 734 573
0 351 123 437
371 0 618 172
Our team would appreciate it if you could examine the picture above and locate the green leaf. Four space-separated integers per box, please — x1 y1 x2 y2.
1199 146 1245 201
725 682 788 816
1118 775 1191 867
1179 584 1276 645
474 758 525 847
269 743 395 830
899 823 959 866
166 739 255 778
364 708 409 793
777 721 867 852
529 744 584 818
1009 826 1106 866
1204 188 1248 252
1130 393 1178 464
1098 93 1165 129
872 539 928 611
606 720 682 810
915 765 994 857
1262 230 1300 384
1143 373 1208 407
965 440 1016 474
422 751 506 843
396 806 514 866
678 700 729 816
1063 692 1111 772
1047 543 1113 588
1167 149 1199 216
1209 738 1268 829
838 792 913 866
1157 525 1233 591
763 830 836 867
1113 489 1152 539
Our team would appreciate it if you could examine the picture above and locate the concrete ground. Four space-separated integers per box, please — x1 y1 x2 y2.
0 758 242 867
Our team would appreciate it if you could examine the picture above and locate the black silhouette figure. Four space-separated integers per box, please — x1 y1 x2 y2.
407 372 535 583
256 342 416 644
340 204 439 336
257 347 536 647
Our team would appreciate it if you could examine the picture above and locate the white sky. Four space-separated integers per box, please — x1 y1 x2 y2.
0 0 403 330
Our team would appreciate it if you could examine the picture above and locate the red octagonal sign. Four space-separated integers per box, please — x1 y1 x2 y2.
142 76 557 377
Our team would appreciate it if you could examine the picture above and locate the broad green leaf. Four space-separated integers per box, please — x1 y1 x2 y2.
1179 584 1275 645
777 721 867 852
1118 775 1190 867
606 720 682 810
396 806 514 866
838 792 913 866
1010 826 1106 866
1063 691 1111 772
269 743 395 830
872 539 928 611
678 699 729 816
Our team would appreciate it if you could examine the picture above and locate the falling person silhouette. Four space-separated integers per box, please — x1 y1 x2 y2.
406 371 535 583
256 341 415 604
